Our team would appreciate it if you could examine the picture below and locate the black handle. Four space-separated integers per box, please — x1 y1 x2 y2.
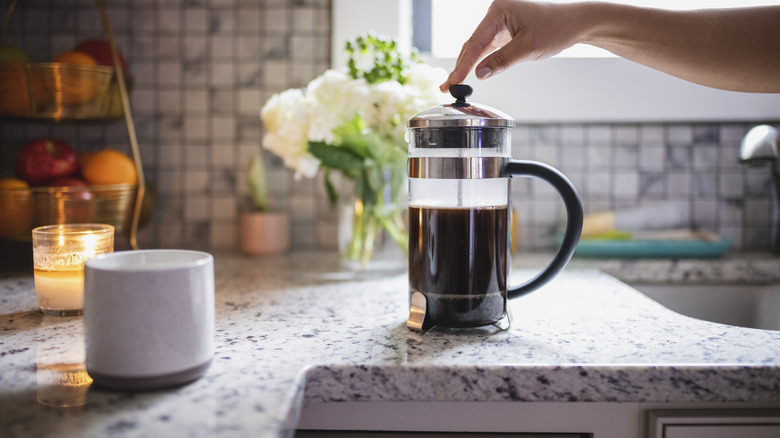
505 160 583 299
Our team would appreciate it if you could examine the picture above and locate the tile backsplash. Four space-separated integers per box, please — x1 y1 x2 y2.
1 1 777 253
511 123 778 251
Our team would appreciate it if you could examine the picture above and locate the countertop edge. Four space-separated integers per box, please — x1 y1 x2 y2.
299 363 780 406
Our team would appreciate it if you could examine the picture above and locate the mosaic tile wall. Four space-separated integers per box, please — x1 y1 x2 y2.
511 123 778 251
1 1 777 253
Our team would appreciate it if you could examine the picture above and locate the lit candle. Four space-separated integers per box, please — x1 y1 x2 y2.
32 224 114 317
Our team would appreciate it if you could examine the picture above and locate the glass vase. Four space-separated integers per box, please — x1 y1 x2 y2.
338 166 407 275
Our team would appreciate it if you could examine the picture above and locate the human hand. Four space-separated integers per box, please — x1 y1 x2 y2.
440 0 585 92
441 1 780 93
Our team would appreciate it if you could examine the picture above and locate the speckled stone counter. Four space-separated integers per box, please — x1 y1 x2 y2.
1 251 779 437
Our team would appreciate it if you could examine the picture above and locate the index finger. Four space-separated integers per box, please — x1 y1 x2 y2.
439 6 507 91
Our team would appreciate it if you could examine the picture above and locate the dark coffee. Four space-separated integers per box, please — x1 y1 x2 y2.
408 205 508 328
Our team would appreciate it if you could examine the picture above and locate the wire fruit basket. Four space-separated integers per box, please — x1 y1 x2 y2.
0 0 146 249
0 62 129 120
0 184 153 241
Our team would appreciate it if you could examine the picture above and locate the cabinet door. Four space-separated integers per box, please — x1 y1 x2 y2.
648 409 780 438
664 424 780 438
296 433 585 438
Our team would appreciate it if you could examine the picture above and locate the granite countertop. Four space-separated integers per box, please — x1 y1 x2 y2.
1 250 780 437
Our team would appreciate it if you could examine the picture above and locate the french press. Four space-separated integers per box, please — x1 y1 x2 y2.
406 85 583 332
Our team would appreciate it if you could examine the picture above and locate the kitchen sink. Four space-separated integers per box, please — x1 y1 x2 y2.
629 283 780 331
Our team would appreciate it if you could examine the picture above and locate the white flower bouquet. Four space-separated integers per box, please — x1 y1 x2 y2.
260 34 447 265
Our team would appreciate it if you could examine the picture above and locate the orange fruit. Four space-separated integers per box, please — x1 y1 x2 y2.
53 51 98 65
0 178 29 189
0 64 45 116
0 178 33 239
80 149 138 185
50 51 100 105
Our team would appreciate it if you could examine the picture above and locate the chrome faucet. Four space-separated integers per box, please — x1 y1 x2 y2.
740 125 780 253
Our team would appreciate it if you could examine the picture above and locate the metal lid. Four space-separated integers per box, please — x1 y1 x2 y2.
408 84 514 129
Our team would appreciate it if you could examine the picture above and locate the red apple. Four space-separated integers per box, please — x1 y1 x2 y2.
74 39 128 71
46 176 88 187
15 139 78 186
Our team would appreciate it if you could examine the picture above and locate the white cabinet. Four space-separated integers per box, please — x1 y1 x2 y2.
296 402 780 438
297 433 582 438
648 410 780 438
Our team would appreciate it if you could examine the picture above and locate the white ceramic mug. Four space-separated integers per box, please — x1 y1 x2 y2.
84 250 215 390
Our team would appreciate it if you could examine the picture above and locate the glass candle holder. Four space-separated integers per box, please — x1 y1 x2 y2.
32 224 114 317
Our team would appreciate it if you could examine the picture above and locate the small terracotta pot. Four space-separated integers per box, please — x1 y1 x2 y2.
239 211 290 256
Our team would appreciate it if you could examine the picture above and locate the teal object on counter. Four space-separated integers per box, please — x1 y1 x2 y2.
557 235 733 259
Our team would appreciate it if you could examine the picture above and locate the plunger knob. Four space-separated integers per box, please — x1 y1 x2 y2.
449 84 472 105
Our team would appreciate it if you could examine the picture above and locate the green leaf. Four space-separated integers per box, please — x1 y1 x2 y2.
361 164 385 207
335 115 364 138
341 131 406 167
343 33 422 84
323 169 339 206
247 153 269 211
371 136 406 166
333 116 369 156
308 141 364 174
340 133 376 161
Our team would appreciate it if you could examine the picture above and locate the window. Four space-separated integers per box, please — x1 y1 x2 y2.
333 0 780 122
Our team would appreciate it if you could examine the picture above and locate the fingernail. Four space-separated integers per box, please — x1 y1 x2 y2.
476 67 492 80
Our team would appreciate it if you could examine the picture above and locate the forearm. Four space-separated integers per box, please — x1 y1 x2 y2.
581 2 780 92
441 0 780 93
